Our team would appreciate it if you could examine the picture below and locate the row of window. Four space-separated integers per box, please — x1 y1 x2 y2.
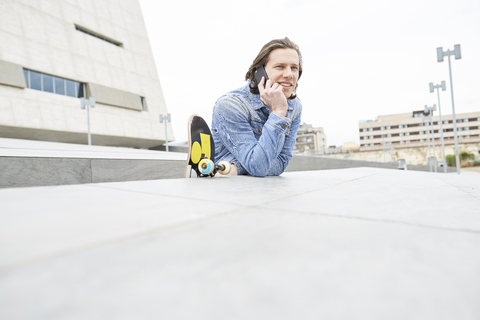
23 69 85 98
361 134 480 147
363 127 480 140
360 118 480 132
23 69 148 111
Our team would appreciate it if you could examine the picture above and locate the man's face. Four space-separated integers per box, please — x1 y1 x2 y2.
264 48 300 98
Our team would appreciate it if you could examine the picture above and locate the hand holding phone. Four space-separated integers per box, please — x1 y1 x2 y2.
254 65 269 89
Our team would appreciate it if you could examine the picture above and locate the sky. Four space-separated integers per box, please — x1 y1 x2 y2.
138 0 480 147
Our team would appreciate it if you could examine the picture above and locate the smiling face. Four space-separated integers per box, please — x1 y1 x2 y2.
264 48 300 98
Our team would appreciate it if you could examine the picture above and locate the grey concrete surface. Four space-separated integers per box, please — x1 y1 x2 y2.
0 138 186 187
287 154 457 173
0 168 479 320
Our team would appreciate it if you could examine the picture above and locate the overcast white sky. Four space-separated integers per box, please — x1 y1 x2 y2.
139 0 480 147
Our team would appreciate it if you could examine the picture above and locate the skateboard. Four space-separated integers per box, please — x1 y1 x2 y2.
184 114 231 178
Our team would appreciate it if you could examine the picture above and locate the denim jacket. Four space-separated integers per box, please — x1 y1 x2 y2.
212 83 302 177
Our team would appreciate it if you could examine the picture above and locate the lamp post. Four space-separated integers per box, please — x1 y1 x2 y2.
425 105 437 172
159 114 171 152
80 97 95 146
421 113 432 172
437 44 461 174
429 81 447 173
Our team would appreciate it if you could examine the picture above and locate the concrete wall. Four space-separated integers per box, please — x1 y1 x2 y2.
286 155 457 173
317 142 480 166
0 157 184 188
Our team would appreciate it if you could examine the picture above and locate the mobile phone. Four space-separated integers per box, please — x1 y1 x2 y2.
254 65 269 89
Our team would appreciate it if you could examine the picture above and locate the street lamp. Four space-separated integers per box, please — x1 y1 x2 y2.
437 44 461 174
80 97 95 146
429 81 447 173
159 114 171 152
421 113 432 172
424 105 437 172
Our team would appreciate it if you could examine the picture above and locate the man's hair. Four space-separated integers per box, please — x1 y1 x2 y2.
245 37 303 99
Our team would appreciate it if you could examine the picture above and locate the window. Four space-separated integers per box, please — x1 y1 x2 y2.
387 134 391 138
363 128 367 132
386 126 391 130
419 131 424 135
406 132 410 136
464 118 469 122
419 123 423 127
369 135 374 139
364 136 368 140
399 133 404 136
465 127 469 130
381 126 385 130
406 140 410 143
141 97 148 111
399 125 403 129
75 24 123 47
23 69 85 98
405 124 408 128
444 120 449 124
369 128 373 132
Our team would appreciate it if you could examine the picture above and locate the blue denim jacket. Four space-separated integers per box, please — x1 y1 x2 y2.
212 83 302 177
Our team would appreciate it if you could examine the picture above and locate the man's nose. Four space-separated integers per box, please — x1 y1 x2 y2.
284 68 293 78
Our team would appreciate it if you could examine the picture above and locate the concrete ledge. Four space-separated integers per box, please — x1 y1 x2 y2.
86 83 143 111
0 157 184 188
0 60 26 89
287 155 457 173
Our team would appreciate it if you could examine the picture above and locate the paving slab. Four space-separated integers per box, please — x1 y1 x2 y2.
0 168 479 319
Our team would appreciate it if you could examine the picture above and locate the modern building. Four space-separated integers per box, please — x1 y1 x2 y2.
359 111 480 151
0 0 172 149
294 123 327 154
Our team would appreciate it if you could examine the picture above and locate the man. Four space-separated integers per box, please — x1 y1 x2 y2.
212 37 303 177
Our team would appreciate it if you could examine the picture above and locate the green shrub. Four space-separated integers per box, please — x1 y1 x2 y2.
460 152 475 161
446 155 456 167
474 161 480 167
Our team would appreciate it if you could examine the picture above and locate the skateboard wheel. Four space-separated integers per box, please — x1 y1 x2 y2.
217 161 231 175
199 159 214 175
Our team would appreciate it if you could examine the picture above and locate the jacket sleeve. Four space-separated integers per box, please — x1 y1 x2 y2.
212 95 301 177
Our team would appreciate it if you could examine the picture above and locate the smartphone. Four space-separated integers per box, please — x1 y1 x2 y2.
254 65 269 89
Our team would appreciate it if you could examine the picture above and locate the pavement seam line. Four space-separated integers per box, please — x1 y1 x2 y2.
268 206 480 235
84 173 379 207
0 206 247 272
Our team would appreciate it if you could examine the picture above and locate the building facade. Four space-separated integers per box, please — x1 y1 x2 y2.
294 123 327 154
359 111 480 152
0 0 172 148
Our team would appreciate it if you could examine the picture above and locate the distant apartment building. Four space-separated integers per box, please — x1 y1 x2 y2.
359 111 480 151
0 0 172 148
294 123 327 154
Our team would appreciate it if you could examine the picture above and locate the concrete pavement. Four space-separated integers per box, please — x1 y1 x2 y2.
1 168 479 319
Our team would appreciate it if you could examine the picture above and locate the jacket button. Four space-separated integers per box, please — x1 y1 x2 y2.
258 126 262 134
281 124 286 129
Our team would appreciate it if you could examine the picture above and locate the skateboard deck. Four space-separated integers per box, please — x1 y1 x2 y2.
184 115 231 178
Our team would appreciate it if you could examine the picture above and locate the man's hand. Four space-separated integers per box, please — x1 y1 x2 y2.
258 77 288 117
